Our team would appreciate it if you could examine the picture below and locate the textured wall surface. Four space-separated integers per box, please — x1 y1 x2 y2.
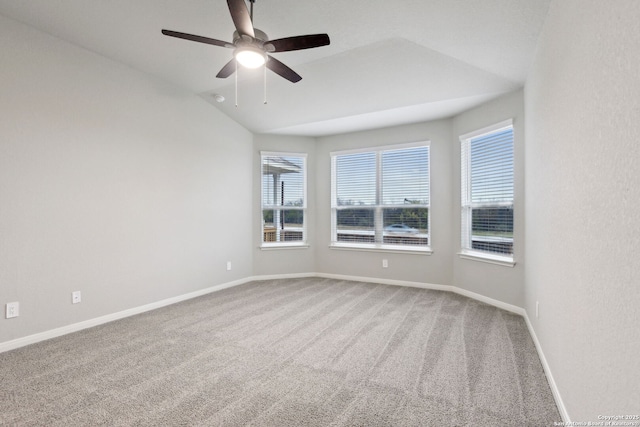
0 15 253 344
256 94 526 299
315 120 455 286
525 0 640 420
252 134 317 276
10 2 640 421
452 90 526 308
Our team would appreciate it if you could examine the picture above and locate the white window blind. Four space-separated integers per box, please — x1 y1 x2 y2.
261 153 307 245
461 121 514 257
331 143 430 250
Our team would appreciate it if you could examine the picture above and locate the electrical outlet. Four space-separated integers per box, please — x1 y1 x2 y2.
6 302 19 319
382 259 388 268
72 291 81 304
536 301 539 318
226 261 232 271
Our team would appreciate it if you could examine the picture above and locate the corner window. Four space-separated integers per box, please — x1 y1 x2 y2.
261 152 307 247
460 120 514 264
330 142 430 252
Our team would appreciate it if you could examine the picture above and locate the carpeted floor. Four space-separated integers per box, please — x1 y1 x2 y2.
0 278 561 426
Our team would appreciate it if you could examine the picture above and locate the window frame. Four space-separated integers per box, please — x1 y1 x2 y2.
459 119 515 267
260 151 308 250
330 141 432 254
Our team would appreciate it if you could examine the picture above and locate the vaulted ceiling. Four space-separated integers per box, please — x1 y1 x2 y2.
0 0 551 136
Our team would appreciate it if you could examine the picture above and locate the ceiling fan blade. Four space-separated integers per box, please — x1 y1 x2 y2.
266 56 302 83
268 34 330 52
216 59 237 78
161 30 233 48
227 0 255 38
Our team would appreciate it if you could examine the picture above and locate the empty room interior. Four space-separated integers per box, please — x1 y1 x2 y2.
1 0 638 425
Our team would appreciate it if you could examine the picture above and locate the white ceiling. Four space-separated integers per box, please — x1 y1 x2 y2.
0 0 551 136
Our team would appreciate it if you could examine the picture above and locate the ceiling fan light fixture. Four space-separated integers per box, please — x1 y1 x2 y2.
162 0 330 83
235 46 266 68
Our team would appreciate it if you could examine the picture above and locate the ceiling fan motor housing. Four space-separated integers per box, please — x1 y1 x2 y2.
233 29 275 52
161 0 329 82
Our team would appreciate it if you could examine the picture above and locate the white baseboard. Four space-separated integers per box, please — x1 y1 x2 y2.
314 272 524 315
452 287 525 316
315 272 450 292
0 271 568 424
0 277 251 354
247 272 317 282
523 313 570 423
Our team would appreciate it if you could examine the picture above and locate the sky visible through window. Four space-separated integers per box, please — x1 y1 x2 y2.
336 146 429 206
262 156 305 207
336 152 376 205
382 147 429 205
463 126 514 256
470 128 513 203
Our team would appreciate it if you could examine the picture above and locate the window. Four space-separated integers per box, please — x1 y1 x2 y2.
460 120 514 264
261 152 307 247
331 142 430 252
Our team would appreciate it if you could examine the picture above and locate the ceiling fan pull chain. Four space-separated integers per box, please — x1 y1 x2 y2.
161 0 329 89
264 63 267 105
235 59 238 108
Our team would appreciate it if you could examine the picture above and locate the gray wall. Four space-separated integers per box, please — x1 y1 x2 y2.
3 1 639 420
525 0 640 420
0 11 527 349
314 120 455 286
451 90 526 307
0 16 254 344
252 134 317 275
253 92 526 299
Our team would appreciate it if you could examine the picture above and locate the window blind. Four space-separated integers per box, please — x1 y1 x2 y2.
331 144 430 249
461 124 514 256
261 154 306 244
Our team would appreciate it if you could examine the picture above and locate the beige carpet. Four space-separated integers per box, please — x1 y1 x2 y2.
0 278 561 426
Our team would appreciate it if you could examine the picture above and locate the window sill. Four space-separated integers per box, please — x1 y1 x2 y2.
458 250 515 267
329 243 432 255
260 243 310 251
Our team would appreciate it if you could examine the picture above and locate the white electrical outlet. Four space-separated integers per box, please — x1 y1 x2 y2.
72 291 81 304
536 301 539 318
226 261 232 271
6 302 19 319
382 259 388 268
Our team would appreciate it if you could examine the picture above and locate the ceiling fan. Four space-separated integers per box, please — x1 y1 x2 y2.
161 0 330 83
